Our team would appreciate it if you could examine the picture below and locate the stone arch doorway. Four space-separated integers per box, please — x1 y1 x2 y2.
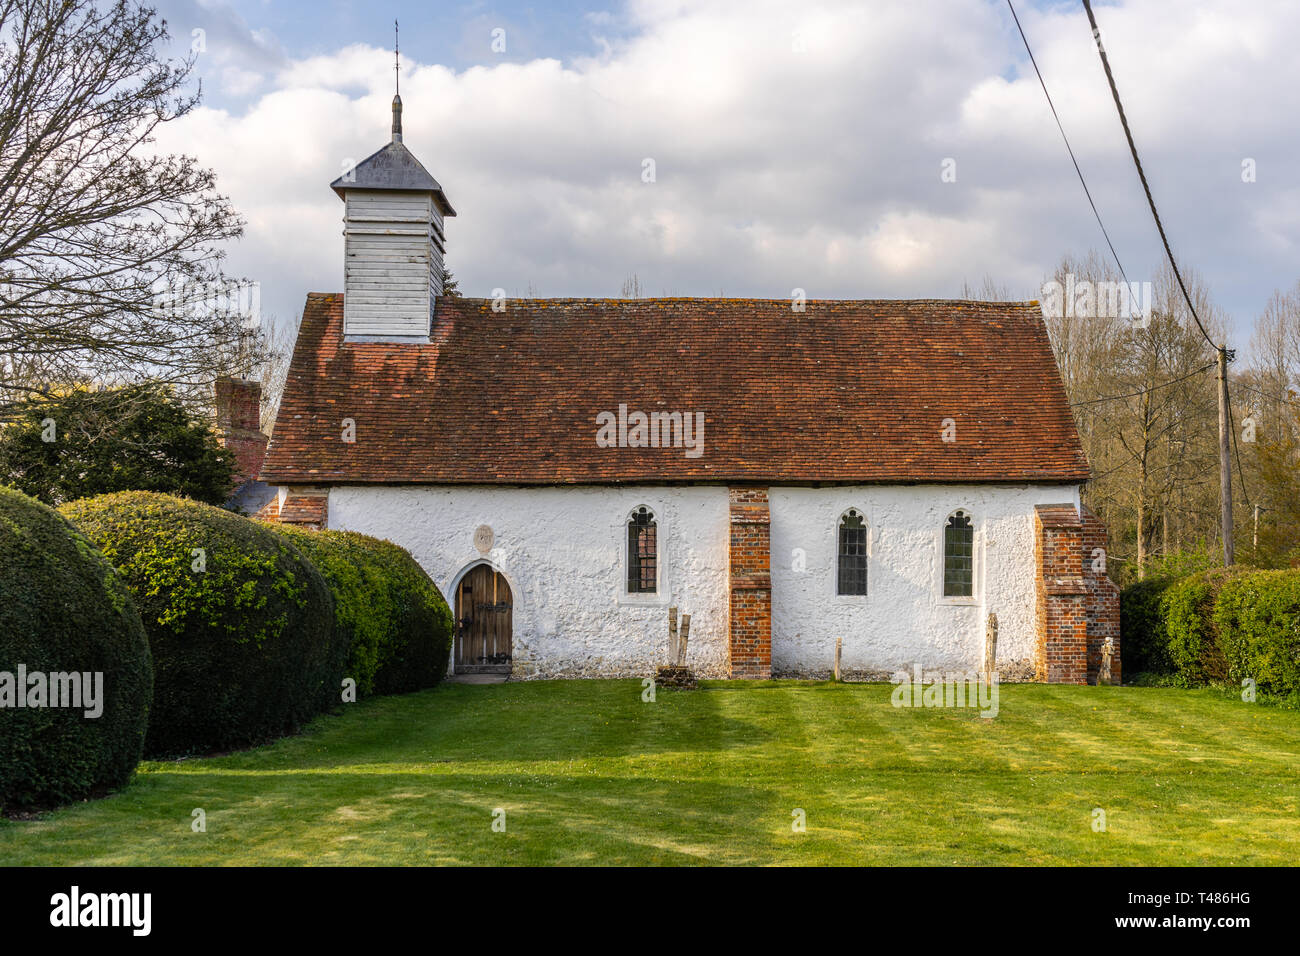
454 564 513 674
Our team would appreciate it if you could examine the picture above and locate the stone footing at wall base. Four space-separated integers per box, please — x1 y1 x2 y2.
771 666 893 682
771 658 1037 683
505 661 728 681
477 660 1051 683
501 659 1043 683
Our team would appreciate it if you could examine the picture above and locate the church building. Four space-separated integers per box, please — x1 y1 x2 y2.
259 94 1120 683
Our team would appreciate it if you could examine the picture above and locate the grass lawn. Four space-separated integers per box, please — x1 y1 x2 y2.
2 680 1298 865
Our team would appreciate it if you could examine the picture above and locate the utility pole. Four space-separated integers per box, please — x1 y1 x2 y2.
1217 345 1234 566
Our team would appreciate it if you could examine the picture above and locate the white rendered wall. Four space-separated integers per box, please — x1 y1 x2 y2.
324 482 1081 680
768 483 1080 678
327 485 733 678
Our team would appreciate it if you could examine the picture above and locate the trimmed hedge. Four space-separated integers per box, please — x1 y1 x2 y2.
60 492 338 757
0 486 152 812
1122 566 1300 699
1214 570 1300 699
1119 577 1176 675
1160 569 1236 686
271 525 452 697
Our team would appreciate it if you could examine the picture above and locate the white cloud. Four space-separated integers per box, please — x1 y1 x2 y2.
154 0 1300 339
219 66 264 96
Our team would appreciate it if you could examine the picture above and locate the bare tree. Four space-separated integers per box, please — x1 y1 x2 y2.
1041 251 1227 580
1243 283 1300 562
0 0 255 415
1117 268 1220 577
619 273 645 298
958 275 1017 302
1247 284 1300 444
248 313 299 434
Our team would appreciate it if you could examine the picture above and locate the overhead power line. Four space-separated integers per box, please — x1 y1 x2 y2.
1081 0 1242 564
1080 0 1216 352
1005 0 1130 286
1234 379 1300 411
1069 361 1214 407
1086 411 1190 483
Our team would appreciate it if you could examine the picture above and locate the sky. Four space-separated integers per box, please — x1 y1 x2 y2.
148 0 1298 348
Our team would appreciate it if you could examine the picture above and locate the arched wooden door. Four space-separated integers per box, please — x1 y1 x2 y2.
454 565 513 674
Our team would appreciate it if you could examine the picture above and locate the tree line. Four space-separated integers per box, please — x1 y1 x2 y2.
1028 253 1300 582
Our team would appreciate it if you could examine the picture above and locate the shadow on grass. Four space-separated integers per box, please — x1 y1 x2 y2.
172 678 782 771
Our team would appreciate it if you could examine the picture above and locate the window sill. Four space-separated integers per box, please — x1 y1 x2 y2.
617 591 670 608
833 593 870 605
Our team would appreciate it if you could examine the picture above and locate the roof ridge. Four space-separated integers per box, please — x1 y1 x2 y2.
306 292 1041 307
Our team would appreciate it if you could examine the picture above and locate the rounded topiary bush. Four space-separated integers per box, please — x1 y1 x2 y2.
365 536 453 694
270 525 452 697
1214 569 1300 699
0 486 152 812
60 492 337 757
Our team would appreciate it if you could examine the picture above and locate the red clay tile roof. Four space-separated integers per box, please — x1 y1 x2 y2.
1035 503 1084 528
260 293 1090 485
275 493 328 526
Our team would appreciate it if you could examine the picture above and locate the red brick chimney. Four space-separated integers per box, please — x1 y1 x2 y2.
214 377 269 486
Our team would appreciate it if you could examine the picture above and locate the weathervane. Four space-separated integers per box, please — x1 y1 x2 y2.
391 19 402 142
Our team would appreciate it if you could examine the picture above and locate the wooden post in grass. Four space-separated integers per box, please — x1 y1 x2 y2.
983 612 998 686
834 637 842 681
657 608 696 688
668 606 678 664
